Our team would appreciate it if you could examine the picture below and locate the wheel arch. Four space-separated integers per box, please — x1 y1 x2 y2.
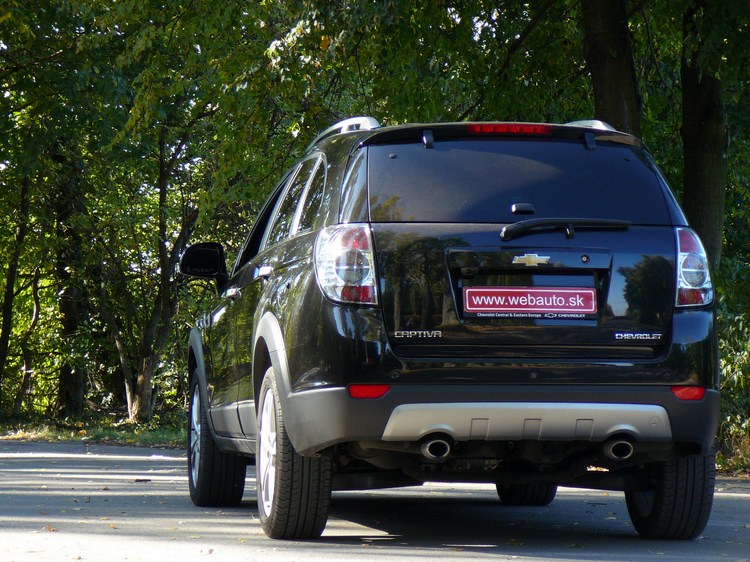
187 327 212 426
252 337 272 410
253 312 291 393
252 312 295 432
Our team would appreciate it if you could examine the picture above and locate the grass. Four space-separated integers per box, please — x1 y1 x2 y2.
0 418 186 449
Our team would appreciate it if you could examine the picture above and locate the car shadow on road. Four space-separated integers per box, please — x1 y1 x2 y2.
240 467 747 560
240 468 650 559
325 490 638 547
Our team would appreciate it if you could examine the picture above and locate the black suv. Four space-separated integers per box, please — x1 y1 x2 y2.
180 117 719 541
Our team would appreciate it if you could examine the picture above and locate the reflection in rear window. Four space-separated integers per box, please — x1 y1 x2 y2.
367 139 671 225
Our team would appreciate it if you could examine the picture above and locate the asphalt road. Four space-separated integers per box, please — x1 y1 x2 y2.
1 440 748 562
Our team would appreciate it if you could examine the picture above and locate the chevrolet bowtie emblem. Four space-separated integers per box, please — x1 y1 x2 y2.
512 253 551 267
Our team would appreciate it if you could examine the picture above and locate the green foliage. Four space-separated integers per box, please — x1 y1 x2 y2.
716 305 750 471
715 220 750 471
265 0 594 128
0 1 748 464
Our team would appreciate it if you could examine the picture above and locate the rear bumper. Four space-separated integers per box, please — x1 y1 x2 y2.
381 402 672 442
283 384 720 457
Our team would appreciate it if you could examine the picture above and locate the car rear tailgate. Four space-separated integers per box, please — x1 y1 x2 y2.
372 224 676 360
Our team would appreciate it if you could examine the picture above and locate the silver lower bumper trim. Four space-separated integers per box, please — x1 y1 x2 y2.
381 402 672 442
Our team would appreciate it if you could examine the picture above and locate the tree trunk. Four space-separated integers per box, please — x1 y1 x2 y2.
98 274 137 418
14 270 40 416
54 151 87 419
581 0 641 136
127 125 197 423
680 3 728 268
0 176 30 419
131 355 159 423
128 129 172 424
57 287 85 417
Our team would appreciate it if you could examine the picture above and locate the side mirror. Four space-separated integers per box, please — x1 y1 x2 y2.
180 243 228 287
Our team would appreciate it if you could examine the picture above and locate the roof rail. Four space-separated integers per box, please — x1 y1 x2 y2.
565 119 617 132
307 116 381 150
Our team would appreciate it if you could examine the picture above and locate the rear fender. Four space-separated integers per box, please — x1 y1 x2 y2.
253 312 297 438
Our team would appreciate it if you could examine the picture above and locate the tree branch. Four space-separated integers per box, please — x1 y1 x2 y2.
458 0 557 120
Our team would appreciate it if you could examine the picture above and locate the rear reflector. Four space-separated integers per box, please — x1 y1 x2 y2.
467 123 553 135
348 384 391 399
671 386 706 401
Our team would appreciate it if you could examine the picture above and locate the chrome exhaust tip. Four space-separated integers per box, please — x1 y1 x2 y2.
604 439 634 460
420 438 452 461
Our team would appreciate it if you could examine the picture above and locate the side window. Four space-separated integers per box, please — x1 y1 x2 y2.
297 159 327 232
231 168 296 273
265 157 318 248
339 148 368 223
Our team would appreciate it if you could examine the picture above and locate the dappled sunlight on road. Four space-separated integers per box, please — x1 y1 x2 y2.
0 441 748 562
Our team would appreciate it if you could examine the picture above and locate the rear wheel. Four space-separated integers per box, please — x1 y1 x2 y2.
625 449 715 539
496 482 558 506
188 375 246 506
257 366 332 540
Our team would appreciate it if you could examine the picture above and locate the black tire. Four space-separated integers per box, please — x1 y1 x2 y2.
625 449 716 540
496 482 558 506
256 367 332 540
188 374 246 507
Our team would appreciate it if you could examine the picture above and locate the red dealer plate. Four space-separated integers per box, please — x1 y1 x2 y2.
463 286 597 318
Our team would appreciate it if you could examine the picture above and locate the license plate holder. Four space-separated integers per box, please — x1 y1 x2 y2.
463 286 598 319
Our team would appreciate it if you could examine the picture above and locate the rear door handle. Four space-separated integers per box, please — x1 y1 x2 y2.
258 265 274 279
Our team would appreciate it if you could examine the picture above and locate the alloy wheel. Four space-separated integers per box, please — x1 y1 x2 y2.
189 385 202 486
258 385 277 517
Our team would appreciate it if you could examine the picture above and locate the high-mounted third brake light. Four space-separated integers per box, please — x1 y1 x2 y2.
675 227 713 307
467 123 554 135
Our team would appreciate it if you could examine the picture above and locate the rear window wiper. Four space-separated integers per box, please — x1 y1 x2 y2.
500 218 631 241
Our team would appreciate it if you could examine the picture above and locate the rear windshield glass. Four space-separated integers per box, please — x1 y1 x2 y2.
367 139 671 224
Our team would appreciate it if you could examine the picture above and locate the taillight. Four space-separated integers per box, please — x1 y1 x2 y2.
314 223 378 305
675 227 713 307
